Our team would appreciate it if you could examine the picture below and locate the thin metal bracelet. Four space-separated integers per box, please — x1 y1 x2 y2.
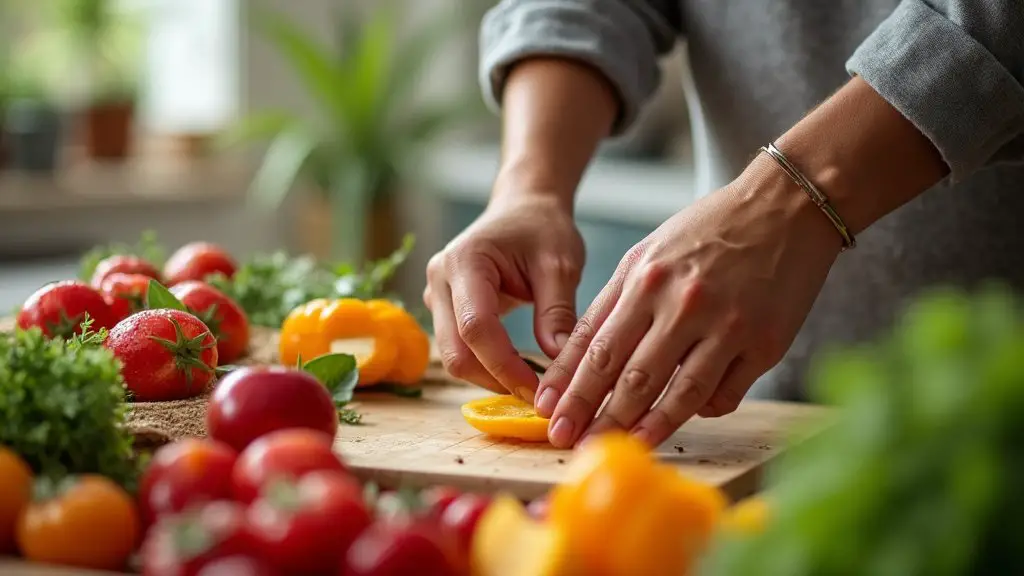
759 142 856 251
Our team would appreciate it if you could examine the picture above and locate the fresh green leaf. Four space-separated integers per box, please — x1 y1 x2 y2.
216 109 297 149
145 279 187 312
301 352 359 407
339 408 363 426
66 313 108 349
247 126 321 211
215 364 243 376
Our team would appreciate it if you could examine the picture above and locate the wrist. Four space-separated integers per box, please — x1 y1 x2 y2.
771 77 948 235
490 156 577 215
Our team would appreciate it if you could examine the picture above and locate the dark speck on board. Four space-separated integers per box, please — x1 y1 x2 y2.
455 456 464 464
556 458 566 464
673 445 685 454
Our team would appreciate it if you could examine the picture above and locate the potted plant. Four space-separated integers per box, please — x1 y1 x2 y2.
2 69 61 174
50 0 142 161
224 3 481 266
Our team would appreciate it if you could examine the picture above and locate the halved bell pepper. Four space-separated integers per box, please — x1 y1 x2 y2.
279 298 431 387
547 432 727 576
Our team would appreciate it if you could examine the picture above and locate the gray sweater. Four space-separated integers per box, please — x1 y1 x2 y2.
479 0 1024 400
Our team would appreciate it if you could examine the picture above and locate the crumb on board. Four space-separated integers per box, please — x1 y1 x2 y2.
455 456 465 464
673 444 685 453
698 458 712 464
556 458 566 464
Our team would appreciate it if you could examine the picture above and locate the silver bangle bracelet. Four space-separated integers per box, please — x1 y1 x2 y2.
759 142 856 251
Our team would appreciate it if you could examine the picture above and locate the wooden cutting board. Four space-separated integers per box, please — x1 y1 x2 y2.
339 381 827 503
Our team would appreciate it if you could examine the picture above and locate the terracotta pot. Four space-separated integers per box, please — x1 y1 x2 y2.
297 191 401 263
82 100 135 160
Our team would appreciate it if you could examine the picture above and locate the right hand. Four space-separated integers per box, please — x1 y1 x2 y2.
424 191 584 401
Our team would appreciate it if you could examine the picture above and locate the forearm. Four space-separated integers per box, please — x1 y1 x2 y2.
492 57 618 213
771 76 949 236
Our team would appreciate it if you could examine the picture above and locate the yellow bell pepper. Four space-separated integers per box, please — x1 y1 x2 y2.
279 298 431 387
547 432 727 576
471 494 580 576
720 495 770 536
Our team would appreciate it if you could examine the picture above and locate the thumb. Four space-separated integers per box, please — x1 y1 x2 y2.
532 273 578 359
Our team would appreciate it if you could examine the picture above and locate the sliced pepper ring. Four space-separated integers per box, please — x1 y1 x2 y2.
461 395 551 443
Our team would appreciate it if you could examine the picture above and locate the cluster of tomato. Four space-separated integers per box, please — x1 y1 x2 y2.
15 241 250 402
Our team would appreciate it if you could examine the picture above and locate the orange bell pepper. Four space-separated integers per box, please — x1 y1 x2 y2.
547 432 727 576
279 298 431 387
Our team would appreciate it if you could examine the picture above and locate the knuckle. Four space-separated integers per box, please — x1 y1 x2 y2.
457 313 488 344
537 254 581 280
721 310 748 338
564 387 599 414
678 280 706 314
619 367 658 401
670 374 712 406
585 339 614 375
711 387 744 415
441 350 474 379
618 244 647 272
426 255 446 280
540 302 577 323
635 260 669 294
570 316 596 343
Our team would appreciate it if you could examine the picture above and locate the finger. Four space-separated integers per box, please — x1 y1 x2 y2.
546 301 653 448
697 357 762 418
534 276 624 419
632 337 737 447
448 259 539 401
530 259 579 359
583 320 699 440
430 280 505 394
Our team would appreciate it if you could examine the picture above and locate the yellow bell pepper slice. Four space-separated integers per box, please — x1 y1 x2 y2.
471 494 579 576
279 298 398 386
461 395 551 442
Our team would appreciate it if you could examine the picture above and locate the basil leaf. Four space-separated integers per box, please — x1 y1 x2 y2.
146 280 188 312
302 352 359 407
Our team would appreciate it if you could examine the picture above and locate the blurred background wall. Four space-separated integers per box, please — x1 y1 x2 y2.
0 0 697 352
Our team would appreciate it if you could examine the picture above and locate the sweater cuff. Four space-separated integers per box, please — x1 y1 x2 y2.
479 0 663 136
846 0 1024 181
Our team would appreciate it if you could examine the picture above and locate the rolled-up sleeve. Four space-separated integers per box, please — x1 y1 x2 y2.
847 0 1024 181
479 0 682 135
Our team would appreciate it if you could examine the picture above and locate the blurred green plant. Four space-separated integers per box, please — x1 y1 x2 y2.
221 2 481 265
702 284 1024 575
10 0 142 105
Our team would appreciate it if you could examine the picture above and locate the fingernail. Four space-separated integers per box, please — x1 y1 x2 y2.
535 387 558 416
632 427 655 447
516 387 535 405
554 332 570 350
549 417 575 447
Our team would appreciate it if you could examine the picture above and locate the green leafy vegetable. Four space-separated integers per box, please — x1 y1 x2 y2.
78 230 165 282
209 236 417 328
339 408 364 426
702 285 1024 576
145 279 188 312
301 352 359 407
0 322 138 489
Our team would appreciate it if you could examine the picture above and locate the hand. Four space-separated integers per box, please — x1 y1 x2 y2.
535 156 843 448
424 191 585 400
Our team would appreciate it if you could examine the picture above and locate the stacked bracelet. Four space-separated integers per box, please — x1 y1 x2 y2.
759 142 856 251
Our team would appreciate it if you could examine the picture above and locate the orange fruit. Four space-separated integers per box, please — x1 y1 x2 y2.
366 300 431 385
461 396 551 442
0 447 33 554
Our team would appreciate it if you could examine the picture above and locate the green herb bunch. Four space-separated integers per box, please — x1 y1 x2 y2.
78 229 166 282
702 285 1024 575
0 318 138 489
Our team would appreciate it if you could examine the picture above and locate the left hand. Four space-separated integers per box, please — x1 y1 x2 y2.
535 155 844 448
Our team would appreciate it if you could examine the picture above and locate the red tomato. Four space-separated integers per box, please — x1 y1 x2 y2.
138 439 237 527
91 255 162 289
105 309 218 402
164 243 237 286
248 471 372 574
342 519 463 576
100 273 153 323
421 486 461 521
169 281 250 364
439 493 492 553
231 428 348 504
17 280 115 337
141 500 257 576
207 366 338 452
195 556 278 576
